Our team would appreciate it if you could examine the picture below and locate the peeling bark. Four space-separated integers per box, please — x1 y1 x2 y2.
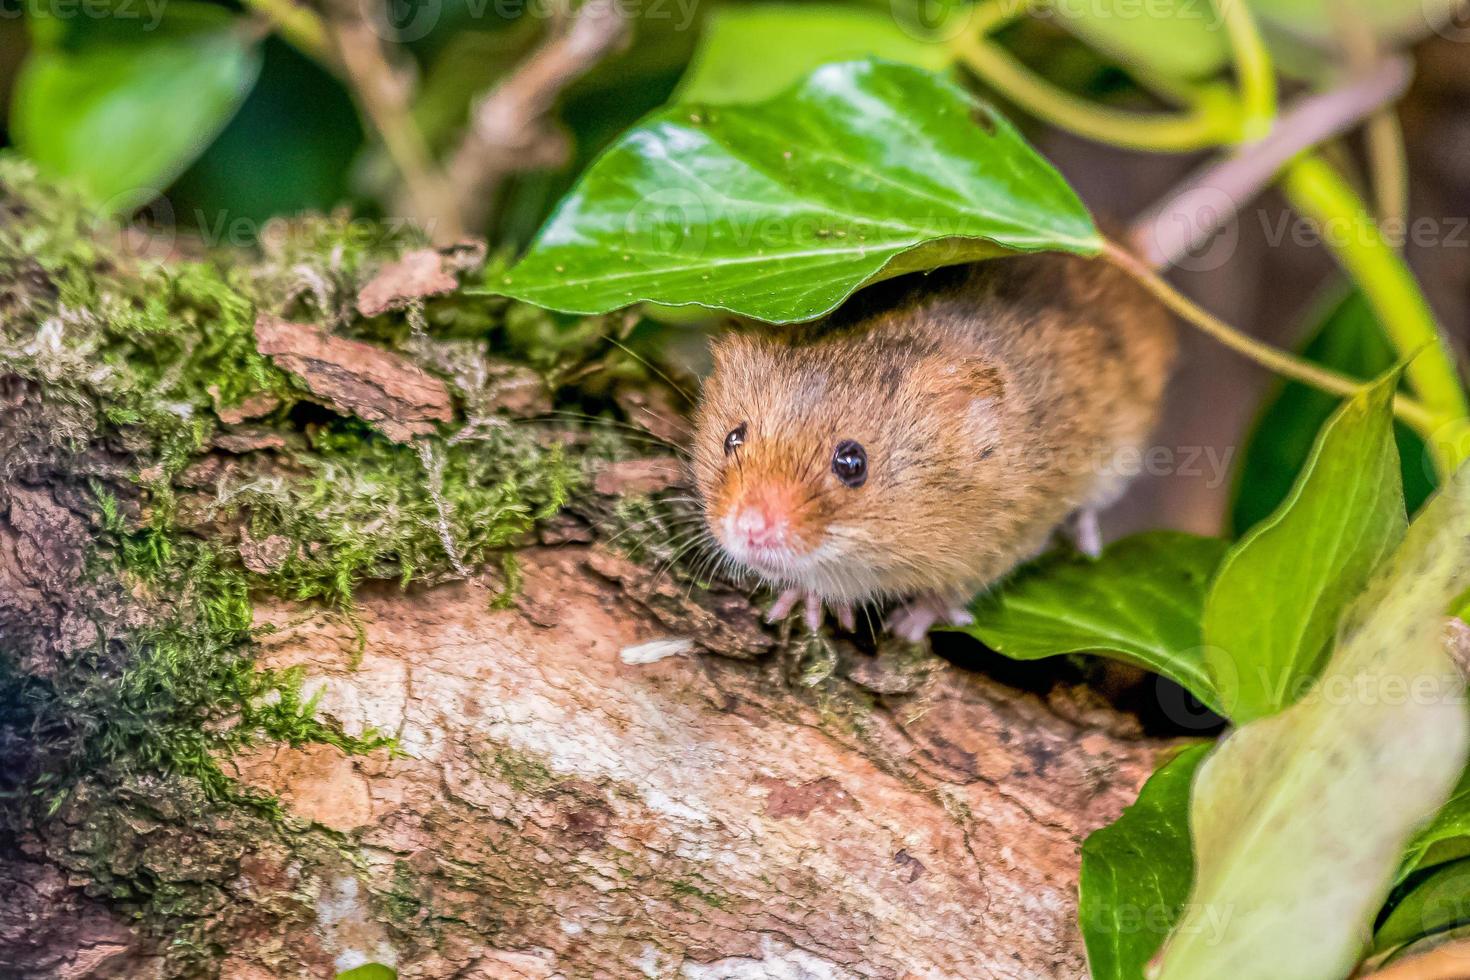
253 314 454 442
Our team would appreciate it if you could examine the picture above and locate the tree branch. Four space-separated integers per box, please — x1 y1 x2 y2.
439 0 629 233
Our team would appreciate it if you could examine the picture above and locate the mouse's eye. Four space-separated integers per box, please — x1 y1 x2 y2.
831 440 867 488
724 423 747 456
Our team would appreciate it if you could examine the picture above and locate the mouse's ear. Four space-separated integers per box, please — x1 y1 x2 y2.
923 356 1007 447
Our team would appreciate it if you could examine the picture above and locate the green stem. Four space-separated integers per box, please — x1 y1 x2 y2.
239 0 335 68
1282 155 1469 428
1102 241 1445 439
1215 0 1277 139
970 0 1037 36
950 34 1240 152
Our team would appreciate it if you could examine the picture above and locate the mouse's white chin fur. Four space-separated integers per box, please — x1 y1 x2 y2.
719 531 880 605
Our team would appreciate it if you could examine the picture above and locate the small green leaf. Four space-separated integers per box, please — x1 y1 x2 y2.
676 5 953 105
12 3 261 212
1399 769 1470 886
1203 370 1407 722
1375 859 1470 958
1051 0 1231 82
1080 743 1208 980
1231 288 1435 536
949 532 1228 714
1155 460 1470 980
336 965 397 980
495 59 1101 324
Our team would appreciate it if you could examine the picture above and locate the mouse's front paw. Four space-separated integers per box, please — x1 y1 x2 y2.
886 594 974 643
766 588 855 632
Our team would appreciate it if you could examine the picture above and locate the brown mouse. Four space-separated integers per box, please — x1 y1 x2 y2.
691 251 1176 641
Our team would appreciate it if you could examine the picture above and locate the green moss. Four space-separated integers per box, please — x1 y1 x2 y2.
231 421 579 610
384 860 426 925
670 878 730 910
483 747 564 794
28 517 394 810
0 158 681 841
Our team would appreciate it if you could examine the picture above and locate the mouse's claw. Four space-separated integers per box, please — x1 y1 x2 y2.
767 587 803 623
767 589 858 633
887 594 974 643
1064 508 1104 558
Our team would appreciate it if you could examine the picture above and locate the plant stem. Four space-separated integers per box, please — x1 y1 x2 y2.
239 0 335 68
970 0 1037 36
1281 155 1469 424
1215 0 1277 139
328 6 467 241
950 33 1240 152
1102 240 1445 438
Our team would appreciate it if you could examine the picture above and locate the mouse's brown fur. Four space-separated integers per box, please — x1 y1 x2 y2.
693 251 1176 633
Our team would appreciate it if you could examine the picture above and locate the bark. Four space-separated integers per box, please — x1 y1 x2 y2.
0 465 1167 978
225 547 1159 978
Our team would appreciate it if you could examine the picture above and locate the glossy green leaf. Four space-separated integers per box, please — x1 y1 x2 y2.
12 3 261 212
1231 289 1435 536
1049 0 1231 82
676 5 953 105
1155 461 1470 980
1203 371 1407 723
495 59 1102 324
950 532 1228 714
1080 743 1208 980
1375 859 1470 958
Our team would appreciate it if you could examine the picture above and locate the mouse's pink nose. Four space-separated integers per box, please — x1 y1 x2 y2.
730 505 786 549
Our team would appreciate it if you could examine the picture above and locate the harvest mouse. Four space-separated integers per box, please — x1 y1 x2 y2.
691 251 1176 641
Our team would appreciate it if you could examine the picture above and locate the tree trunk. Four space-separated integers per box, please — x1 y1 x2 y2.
3 533 1166 978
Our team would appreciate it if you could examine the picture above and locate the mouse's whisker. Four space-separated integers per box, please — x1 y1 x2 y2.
508 411 694 457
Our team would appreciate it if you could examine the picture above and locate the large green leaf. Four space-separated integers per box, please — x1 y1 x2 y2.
494 59 1101 324
1203 371 1407 723
1155 461 1470 980
949 532 1228 714
1231 289 1435 536
1080 743 1208 980
12 3 261 212
676 5 953 105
